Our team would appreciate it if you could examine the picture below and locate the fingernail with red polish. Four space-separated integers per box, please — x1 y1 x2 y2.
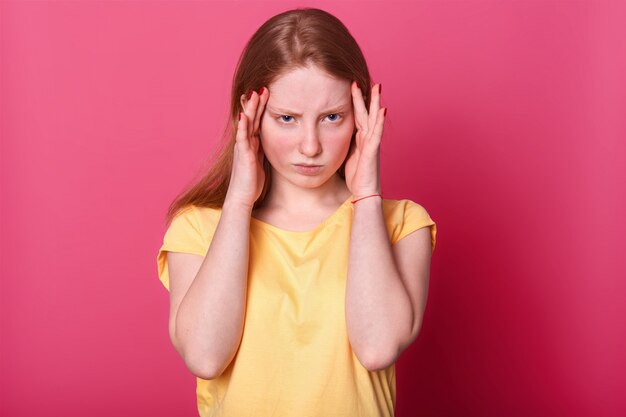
384 108 387 116
247 90 253 100
259 86 265 95
379 84 382 94
356 81 360 89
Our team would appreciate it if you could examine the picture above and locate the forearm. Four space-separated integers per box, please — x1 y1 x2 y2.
345 197 414 371
175 200 251 378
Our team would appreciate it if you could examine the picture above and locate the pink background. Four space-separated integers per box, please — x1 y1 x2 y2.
2 1 625 416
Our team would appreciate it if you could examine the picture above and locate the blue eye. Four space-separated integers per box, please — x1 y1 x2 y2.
278 114 342 124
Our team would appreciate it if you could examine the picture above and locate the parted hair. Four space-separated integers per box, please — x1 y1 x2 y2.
164 7 372 226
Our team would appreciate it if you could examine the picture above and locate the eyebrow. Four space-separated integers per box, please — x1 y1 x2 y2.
267 103 351 117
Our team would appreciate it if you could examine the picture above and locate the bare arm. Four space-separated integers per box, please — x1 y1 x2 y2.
168 201 252 380
167 87 269 379
344 81 432 372
345 197 432 371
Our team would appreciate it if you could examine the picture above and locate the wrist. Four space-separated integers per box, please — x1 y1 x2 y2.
223 196 255 213
351 193 382 204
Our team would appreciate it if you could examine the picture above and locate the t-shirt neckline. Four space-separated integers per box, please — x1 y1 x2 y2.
250 195 353 235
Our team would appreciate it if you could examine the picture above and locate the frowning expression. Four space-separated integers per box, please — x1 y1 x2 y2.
259 64 355 189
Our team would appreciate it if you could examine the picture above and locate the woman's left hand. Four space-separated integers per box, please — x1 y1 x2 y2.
344 82 386 199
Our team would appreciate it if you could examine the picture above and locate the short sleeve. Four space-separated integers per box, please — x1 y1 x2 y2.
384 199 437 253
156 205 211 291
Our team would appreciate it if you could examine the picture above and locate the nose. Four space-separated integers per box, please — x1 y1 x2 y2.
298 126 322 157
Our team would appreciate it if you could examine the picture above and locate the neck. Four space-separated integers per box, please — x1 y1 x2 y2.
261 174 352 212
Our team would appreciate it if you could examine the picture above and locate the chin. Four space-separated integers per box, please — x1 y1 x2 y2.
295 172 344 189
292 176 330 188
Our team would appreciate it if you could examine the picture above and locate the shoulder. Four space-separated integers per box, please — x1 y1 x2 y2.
381 198 436 248
170 204 221 225
164 204 223 246
157 204 223 290
382 198 432 221
189 204 222 226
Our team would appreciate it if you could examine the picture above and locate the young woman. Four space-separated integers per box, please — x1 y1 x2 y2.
157 7 436 417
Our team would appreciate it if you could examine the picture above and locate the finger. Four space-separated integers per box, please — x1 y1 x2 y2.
368 84 381 134
253 87 268 135
235 112 251 153
351 80 369 132
368 107 386 151
244 91 258 138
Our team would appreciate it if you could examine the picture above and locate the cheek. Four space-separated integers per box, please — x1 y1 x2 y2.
328 123 355 152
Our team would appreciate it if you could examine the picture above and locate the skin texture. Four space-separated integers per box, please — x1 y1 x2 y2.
167 63 433 378
259 65 355 197
338 69 431 370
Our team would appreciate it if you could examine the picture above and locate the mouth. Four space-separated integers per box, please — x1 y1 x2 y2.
293 164 323 175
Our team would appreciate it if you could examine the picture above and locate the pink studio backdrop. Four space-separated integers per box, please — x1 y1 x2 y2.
1 1 624 416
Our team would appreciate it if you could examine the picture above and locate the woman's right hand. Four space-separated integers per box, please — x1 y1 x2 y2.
224 87 269 210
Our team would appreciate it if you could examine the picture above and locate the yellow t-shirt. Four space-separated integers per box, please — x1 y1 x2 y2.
156 196 436 417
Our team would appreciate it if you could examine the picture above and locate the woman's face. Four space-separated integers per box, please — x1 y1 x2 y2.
258 64 355 191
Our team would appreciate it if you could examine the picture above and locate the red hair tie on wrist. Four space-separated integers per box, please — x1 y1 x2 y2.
351 193 382 204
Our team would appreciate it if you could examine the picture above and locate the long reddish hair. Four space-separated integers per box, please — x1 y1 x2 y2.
164 7 372 226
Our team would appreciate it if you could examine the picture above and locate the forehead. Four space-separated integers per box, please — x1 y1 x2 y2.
267 65 351 110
